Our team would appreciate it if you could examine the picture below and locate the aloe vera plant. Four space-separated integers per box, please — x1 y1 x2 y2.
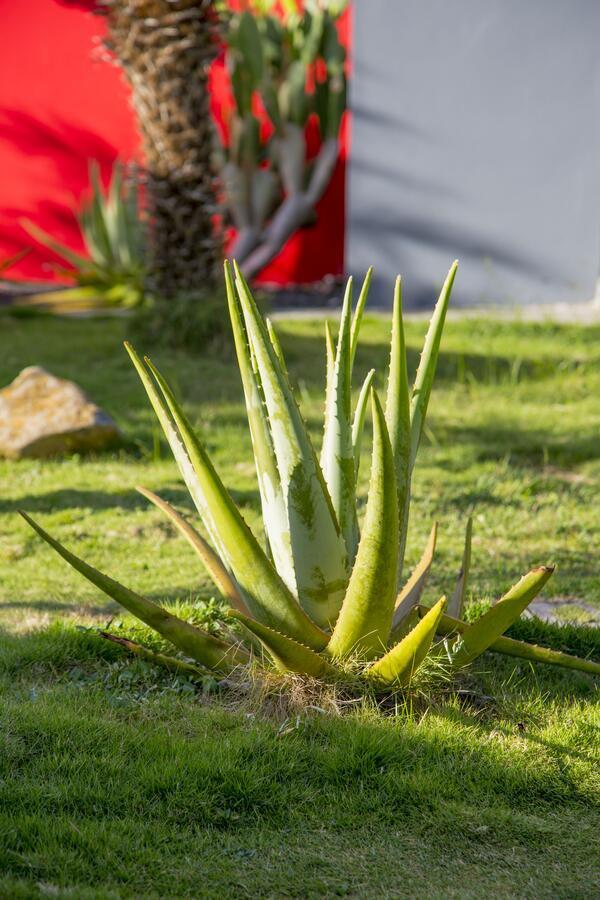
21 261 600 688
22 161 145 311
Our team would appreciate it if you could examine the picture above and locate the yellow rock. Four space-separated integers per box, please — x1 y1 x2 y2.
0 366 123 459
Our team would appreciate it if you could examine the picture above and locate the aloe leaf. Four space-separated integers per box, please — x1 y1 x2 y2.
19 511 247 673
327 388 399 660
266 317 287 374
126 344 327 651
145 354 329 651
99 631 207 679
366 596 446 687
350 266 373 368
410 261 458 470
228 611 336 677
224 263 296 599
233 262 349 630
447 517 472 619
351 368 375 477
391 522 438 631
385 276 411 581
22 218 92 270
321 319 335 458
321 277 358 559
423 608 600 676
136 486 249 615
448 566 555 669
125 342 231 572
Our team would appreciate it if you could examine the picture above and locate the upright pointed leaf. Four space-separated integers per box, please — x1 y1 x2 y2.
136 486 249 615
327 389 399 660
447 516 472 618
410 261 458 469
234 263 349 629
20 511 247 674
366 596 446 687
321 277 358 559
449 566 555 669
385 276 411 582
266 317 287 374
321 319 335 460
350 266 373 368
225 263 296 598
228 611 336 677
352 368 375 477
126 343 327 651
391 522 438 632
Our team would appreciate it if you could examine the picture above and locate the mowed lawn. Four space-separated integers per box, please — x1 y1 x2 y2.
0 310 599 898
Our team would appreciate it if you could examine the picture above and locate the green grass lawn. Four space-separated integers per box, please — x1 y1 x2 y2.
1 311 599 898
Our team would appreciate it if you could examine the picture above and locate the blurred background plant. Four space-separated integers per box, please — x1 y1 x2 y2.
218 0 348 278
21 161 146 312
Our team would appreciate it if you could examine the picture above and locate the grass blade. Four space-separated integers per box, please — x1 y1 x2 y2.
366 596 446 687
19 511 247 673
234 262 349 630
327 389 399 660
136 486 249 615
228 611 336 677
409 261 458 470
448 566 555 669
447 516 472 619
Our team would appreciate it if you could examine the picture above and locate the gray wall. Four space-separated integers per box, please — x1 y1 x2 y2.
347 0 600 308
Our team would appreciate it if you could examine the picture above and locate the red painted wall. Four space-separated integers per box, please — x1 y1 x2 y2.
0 0 348 285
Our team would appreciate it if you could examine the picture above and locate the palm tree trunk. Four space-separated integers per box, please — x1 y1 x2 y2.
98 0 221 298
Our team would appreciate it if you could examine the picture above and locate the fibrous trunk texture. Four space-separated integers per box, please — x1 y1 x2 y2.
99 0 221 297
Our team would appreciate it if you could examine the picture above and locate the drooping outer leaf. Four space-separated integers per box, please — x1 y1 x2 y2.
422 607 600 676
126 343 328 651
409 261 458 470
448 566 555 669
366 596 446 687
391 522 438 633
352 368 375 477
19 511 247 674
321 277 358 560
350 266 373 368
136 486 249 615
234 263 349 630
385 276 411 582
224 263 296 599
327 388 399 660
447 516 472 618
228 611 336 677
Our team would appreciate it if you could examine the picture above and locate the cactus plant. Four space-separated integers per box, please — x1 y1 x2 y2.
219 1 349 277
21 261 600 688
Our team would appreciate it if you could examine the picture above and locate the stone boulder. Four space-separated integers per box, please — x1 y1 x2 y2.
0 366 124 459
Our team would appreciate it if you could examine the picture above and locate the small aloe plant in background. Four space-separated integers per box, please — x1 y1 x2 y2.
21 162 146 311
21 261 600 688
